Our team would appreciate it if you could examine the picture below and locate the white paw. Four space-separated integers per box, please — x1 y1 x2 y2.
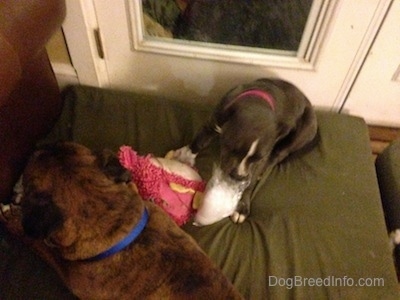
230 211 247 224
390 229 400 249
172 145 197 167
0 203 10 214
0 203 11 221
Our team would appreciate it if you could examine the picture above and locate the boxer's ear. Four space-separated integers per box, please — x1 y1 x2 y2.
95 149 132 183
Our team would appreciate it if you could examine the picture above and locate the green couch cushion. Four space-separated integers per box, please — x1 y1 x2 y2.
376 138 400 282
376 139 400 231
185 112 399 299
44 86 211 156
1 85 399 299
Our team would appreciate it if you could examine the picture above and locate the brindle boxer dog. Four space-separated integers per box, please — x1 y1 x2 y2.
0 142 243 300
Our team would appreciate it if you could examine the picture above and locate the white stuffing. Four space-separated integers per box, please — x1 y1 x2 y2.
193 167 249 226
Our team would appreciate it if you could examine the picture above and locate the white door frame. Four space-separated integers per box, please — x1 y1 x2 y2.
62 0 109 87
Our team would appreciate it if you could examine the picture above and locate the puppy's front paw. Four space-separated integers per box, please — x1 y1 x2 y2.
230 212 247 224
230 201 250 224
171 145 197 167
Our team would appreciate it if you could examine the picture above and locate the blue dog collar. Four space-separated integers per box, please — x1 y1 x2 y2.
84 208 149 262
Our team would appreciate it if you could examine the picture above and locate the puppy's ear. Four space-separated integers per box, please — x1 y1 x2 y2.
95 149 132 183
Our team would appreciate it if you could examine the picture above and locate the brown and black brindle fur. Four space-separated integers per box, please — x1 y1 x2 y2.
1 142 243 300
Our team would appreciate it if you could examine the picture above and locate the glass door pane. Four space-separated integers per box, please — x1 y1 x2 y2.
141 0 319 58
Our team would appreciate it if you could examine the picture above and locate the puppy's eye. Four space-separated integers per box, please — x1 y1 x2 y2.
222 146 241 157
248 154 261 163
232 149 243 156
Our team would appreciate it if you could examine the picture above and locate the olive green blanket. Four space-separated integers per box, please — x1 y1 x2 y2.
1 85 398 299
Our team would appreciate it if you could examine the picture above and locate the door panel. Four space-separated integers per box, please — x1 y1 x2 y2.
342 0 400 127
82 0 391 112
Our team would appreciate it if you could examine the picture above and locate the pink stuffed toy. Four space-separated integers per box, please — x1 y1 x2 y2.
118 146 205 226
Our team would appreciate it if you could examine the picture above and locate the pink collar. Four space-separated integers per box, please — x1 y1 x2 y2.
235 89 275 111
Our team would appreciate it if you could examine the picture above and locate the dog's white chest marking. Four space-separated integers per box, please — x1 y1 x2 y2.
214 124 223 134
237 139 259 177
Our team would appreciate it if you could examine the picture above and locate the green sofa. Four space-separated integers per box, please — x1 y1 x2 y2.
1 85 399 299
376 139 400 279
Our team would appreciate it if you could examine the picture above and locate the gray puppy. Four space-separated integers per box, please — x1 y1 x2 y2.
175 78 318 223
